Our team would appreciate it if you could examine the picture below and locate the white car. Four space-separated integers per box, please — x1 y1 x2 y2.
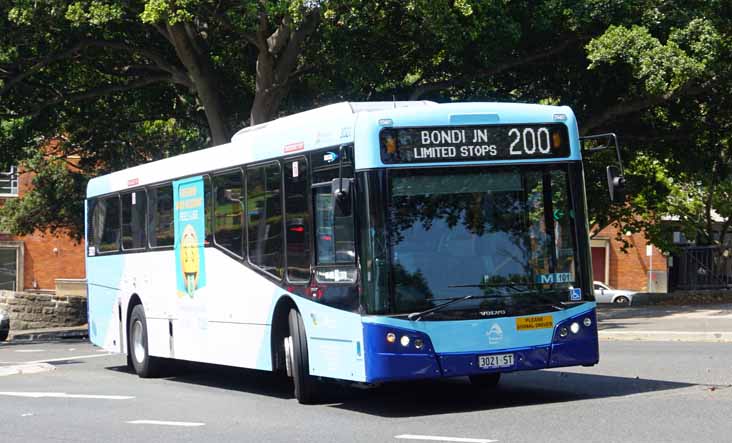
593 281 635 305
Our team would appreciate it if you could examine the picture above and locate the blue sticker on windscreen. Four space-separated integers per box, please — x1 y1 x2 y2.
570 288 582 301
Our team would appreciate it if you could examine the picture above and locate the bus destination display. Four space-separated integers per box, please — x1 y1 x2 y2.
380 124 570 164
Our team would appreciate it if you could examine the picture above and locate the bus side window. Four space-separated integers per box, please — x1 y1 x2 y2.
247 162 284 278
121 190 147 250
148 185 174 248
284 157 311 283
203 176 213 245
94 195 121 253
314 187 355 265
213 170 244 257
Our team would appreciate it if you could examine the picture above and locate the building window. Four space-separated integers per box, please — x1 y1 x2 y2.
0 166 19 196
0 241 23 291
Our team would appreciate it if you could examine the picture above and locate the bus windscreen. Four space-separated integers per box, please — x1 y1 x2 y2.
386 165 578 317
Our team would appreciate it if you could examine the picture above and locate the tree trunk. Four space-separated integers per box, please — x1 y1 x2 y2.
249 10 320 126
166 23 230 146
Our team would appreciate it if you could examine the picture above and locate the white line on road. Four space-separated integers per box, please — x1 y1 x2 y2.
395 435 497 443
28 353 113 364
127 420 205 427
0 363 55 377
14 349 46 353
0 392 134 400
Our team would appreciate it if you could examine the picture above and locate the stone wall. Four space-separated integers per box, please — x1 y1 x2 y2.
0 290 87 330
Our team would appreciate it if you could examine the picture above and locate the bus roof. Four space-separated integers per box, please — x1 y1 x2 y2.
86 101 578 198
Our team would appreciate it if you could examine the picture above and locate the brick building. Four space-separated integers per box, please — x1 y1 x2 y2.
0 165 86 293
591 223 667 292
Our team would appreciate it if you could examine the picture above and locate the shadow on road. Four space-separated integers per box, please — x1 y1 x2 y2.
106 362 694 418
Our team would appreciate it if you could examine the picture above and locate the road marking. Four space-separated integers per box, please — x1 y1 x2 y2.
395 435 497 443
14 349 46 353
28 353 113 364
0 363 55 377
0 392 134 400
127 420 205 427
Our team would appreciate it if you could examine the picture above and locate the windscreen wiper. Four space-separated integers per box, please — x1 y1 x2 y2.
430 289 569 311
407 295 473 321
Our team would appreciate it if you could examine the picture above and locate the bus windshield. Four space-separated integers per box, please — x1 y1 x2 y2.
386 165 579 317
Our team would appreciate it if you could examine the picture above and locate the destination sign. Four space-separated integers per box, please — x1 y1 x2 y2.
380 124 570 164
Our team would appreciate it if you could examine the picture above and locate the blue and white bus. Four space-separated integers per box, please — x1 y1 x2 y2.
86 101 621 403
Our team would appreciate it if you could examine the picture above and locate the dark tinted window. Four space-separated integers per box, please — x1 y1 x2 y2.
247 162 283 277
121 190 147 250
148 185 174 247
93 196 121 253
213 170 244 257
204 176 213 245
310 146 353 184
314 187 355 264
284 158 311 282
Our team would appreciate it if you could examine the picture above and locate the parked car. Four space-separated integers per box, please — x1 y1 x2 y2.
593 281 635 305
0 307 9 341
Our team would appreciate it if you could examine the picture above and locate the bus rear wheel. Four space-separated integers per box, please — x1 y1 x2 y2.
287 309 319 404
128 304 163 378
469 372 501 388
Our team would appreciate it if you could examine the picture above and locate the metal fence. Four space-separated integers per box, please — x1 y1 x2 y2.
670 246 732 290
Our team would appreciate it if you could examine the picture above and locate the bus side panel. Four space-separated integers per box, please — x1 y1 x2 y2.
87 255 124 352
292 296 366 382
163 248 277 370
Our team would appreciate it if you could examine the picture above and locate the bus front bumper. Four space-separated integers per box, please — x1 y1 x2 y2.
363 310 598 383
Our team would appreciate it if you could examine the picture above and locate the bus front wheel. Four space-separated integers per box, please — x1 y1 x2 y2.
469 372 501 388
287 309 319 404
128 304 163 378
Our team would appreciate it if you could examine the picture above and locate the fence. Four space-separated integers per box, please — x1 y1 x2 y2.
670 246 732 290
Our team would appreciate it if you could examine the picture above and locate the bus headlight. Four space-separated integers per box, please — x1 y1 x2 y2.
386 332 396 343
559 327 569 338
400 335 410 347
414 338 424 349
583 317 592 328
570 322 580 334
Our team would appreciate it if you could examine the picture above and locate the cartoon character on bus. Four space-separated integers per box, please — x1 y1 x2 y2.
180 223 200 297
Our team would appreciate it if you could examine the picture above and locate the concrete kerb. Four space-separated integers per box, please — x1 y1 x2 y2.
599 330 732 343
7 325 89 342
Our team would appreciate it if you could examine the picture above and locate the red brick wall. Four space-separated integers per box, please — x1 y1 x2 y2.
20 230 85 290
592 224 667 291
1 160 86 291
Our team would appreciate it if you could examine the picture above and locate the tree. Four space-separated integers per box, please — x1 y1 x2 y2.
1 0 731 244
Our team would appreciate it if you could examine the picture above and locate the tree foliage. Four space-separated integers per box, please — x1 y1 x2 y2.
1 1 731 246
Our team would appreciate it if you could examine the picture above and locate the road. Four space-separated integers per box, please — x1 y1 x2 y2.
1 339 730 443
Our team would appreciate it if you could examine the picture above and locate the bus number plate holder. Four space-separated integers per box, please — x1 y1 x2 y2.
478 353 514 369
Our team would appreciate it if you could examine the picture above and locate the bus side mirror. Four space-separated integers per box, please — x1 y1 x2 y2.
331 178 352 216
581 133 627 205
607 165 626 204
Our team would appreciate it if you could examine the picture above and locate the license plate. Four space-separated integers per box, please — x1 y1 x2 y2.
478 353 514 369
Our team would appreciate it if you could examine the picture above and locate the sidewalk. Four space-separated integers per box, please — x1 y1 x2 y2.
597 304 732 343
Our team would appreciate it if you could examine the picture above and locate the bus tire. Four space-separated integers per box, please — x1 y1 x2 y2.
469 372 501 388
128 304 163 378
288 309 319 404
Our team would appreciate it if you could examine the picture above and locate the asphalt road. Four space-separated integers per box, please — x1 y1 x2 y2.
1 339 730 443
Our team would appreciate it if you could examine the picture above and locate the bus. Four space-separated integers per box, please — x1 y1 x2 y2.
85 101 623 403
